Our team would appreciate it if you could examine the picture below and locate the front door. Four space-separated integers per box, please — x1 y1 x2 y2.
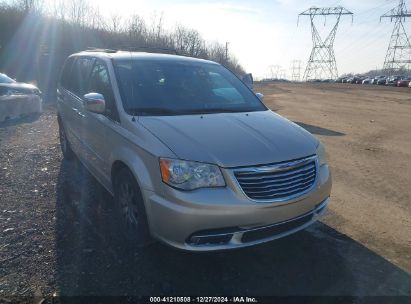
82 59 120 184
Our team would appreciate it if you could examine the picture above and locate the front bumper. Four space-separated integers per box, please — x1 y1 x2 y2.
144 163 332 251
185 198 329 250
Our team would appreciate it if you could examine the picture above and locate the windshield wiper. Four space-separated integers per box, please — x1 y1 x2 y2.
127 107 181 115
192 108 253 114
127 107 258 116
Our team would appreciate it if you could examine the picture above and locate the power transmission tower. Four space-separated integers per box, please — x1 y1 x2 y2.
298 7 353 81
268 65 281 79
279 69 286 79
291 60 302 82
381 0 411 75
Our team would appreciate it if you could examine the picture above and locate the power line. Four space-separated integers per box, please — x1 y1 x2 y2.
298 6 354 81
328 1 396 56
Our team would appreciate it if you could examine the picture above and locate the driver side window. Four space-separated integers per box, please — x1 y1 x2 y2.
88 61 118 121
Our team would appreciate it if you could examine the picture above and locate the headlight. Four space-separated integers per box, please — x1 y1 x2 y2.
316 142 327 166
32 88 42 96
159 158 225 190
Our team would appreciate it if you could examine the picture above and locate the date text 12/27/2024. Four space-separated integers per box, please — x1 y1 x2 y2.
149 297 258 303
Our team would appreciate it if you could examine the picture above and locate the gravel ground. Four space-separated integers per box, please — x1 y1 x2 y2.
256 82 411 272
0 88 411 299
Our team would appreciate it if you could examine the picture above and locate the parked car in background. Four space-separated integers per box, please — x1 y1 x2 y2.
356 77 366 84
377 77 387 85
371 76 386 85
0 73 41 96
0 73 14 84
57 50 332 251
397 77 411 87
386 75 403 86
347 76 364 84
0 73 42 122
362 78 372 84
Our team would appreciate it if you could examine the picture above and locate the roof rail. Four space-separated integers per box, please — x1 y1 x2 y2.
84 47 117 53
118 46 178 55
83 46 179 55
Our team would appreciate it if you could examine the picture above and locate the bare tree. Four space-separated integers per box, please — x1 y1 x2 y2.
148 12 164 40
172 25 206 57
13 0 43 13
50 0 67 22
126 14 148 45
108 14 123 33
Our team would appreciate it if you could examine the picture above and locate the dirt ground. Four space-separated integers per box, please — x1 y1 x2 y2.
0 83 411 298
255 82 411 271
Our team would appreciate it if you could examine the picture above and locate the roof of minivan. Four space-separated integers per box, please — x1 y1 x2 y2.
73 51 219 65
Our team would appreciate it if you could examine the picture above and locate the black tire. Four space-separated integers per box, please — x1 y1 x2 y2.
113 168 151 247
58 119 75 160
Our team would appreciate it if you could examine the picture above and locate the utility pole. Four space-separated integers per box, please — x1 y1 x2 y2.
225 41 229 61
381 0 411 75
298 6 353 81
291 60 302 82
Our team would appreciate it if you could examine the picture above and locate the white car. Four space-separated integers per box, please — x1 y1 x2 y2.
0 73 42 122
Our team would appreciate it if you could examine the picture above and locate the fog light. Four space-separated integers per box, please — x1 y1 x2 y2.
188 234 233 245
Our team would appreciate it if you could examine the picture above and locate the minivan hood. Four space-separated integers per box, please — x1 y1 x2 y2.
138 110 318 168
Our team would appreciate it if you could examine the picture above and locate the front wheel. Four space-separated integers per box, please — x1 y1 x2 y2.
113 168 151 247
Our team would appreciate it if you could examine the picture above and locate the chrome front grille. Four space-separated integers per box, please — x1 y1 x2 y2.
234 156 317 202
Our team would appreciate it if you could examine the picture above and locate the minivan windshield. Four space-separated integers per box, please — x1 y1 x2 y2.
113 59 267 116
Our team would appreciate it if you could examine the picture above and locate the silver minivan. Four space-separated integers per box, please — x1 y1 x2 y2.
57 50 332 251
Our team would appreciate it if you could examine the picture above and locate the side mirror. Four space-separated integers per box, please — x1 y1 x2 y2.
84 93 105 114
256 92 264 100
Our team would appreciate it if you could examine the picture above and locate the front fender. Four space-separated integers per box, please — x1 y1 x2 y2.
109 146 159 192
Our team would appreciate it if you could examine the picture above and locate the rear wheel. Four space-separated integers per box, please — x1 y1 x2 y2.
113 168 150 247
58 119 74 160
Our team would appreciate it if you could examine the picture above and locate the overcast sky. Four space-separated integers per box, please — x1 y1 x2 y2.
54 0 406 77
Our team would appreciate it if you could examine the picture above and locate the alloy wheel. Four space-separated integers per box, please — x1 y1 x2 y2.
118 181 139 228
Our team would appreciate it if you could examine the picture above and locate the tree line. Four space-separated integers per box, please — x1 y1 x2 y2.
0 0 246 102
